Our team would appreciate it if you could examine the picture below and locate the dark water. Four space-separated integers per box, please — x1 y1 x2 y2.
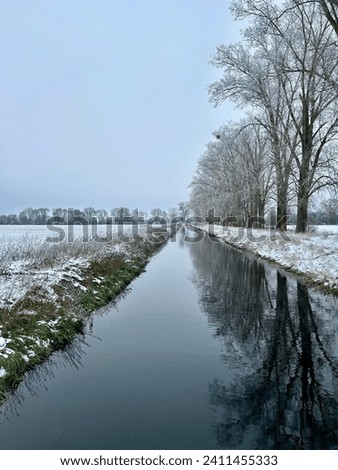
0 229 337 449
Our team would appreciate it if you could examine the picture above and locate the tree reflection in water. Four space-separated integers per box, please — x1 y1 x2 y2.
189 237 338 449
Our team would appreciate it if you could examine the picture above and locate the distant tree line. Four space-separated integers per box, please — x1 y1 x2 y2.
0 204 190 225
189 0 338 232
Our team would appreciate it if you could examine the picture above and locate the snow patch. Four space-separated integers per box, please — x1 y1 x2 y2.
0 336 12 350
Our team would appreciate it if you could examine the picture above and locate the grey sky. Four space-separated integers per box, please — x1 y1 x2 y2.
1 0 242 214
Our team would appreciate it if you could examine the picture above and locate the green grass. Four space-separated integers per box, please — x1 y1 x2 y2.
80 256 147 311
0 314 82 404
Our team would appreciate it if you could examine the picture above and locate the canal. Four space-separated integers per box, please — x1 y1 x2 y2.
0 229 337 449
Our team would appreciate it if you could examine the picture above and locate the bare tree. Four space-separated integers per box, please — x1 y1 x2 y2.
167 207 179 222
212 0 338 232
276 3 338 232
209 38 295 230
178 201 191 222
190 120 274 227
320 188 338 223
83 207 97 223
150 208 167 221
244 1 338 231
231 0 338 36
315 0 338 36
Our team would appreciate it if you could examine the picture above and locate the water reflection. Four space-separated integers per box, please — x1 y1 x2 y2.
0 335 88 420
189 236 338 449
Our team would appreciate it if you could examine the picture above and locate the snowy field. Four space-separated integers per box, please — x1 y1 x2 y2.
0 223 146 242
193 224 338 291
311 225 338 234
288 225 338 235
0 225 51 241
0 224 149 309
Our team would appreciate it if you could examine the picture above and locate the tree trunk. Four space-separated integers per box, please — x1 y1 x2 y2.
276 185 288 231
296 190 309 233
258 194 265 228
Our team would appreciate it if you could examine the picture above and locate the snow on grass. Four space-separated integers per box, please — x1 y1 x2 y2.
0 225 148 309
193 224 338 290
0 336 10 348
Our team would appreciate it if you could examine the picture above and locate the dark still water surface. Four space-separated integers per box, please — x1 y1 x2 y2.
0 229 337 449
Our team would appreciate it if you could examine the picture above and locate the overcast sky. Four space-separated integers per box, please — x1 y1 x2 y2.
1 0 242 214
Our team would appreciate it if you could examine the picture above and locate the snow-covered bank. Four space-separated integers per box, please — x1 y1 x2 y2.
0 238 127 309
0 225 148 308
192 224 338 292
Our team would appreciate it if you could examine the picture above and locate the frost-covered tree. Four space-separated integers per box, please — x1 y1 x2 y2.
110 207 130 223
210 0 338 232
150 208 167 221
271 2 338 232
320 189 338 223
209 30 296 229
318 0 338 36
231 0 338 36
190 120 274 227
178 202 191 222
167 207 179 222
83 207 97 223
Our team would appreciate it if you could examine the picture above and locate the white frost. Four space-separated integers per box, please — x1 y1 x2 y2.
0 336 12 350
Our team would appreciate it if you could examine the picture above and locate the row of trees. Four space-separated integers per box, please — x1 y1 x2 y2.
190 0 338 232
0 204 189 225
